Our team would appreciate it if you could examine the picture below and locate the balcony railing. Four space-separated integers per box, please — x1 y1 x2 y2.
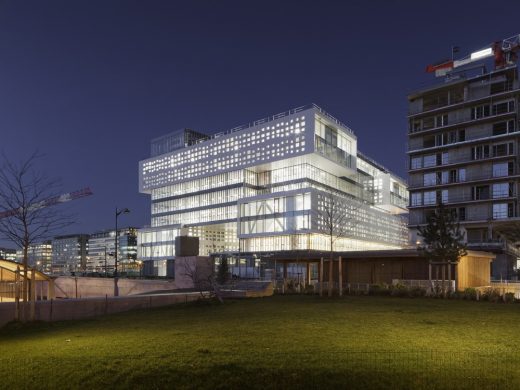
409 153 513 171
409 172 519 190
409 110 516 135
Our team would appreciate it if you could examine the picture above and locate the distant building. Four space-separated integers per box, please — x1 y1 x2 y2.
51 234 89 275
0 247 16 262
16 241 53 273
138 104 409 277
86 228 138 275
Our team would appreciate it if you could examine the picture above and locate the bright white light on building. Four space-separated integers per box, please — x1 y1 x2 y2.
470 47 493 60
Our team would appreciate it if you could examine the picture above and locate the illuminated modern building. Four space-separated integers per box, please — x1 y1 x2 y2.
0 247 16 262
408 39 520 279
138 104 409 274
51 234 89 275
86 228 138 275
16 241 53 273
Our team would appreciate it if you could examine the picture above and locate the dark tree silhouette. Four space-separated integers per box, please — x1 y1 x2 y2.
418 203 467 294
0 152 72 320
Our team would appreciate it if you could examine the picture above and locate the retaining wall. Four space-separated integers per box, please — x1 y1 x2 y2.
0 292 202 328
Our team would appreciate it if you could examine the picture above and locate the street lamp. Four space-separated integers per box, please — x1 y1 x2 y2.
114 208 130 278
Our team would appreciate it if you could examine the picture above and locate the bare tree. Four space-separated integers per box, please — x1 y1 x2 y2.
182 257 223 303
317 191 358 297
0 152 72 320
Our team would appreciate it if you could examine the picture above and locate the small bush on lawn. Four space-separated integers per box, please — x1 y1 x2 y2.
369 284 391 296
449 290 463 299
390 284 408 297
463 288 477 300
407 286 427 298
304 284 316 295
504 292 516 303
482 288 501 303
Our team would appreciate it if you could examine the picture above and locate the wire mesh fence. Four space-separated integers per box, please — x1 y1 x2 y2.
1 350 518 389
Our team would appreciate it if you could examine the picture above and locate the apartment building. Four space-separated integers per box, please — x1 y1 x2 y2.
408 53 520 278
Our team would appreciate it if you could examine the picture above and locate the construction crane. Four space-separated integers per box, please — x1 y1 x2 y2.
0 187 93 220
426 34 520 77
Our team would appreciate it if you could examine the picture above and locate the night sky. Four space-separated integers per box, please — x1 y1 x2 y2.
1 0 519 247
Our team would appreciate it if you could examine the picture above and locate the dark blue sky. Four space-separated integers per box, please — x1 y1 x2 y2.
1 0 519 246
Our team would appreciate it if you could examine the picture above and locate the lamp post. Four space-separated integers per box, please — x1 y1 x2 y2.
114 207 130 296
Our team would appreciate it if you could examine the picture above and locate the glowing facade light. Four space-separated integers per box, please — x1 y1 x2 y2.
470 47 493 61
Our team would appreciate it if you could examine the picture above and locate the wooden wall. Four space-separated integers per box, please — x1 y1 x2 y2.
344 258 429 285
457 255 493 290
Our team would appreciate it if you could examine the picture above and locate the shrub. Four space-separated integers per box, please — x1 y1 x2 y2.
504 292 516 303
463 288 477 300
407 286 427 298
304 284 316 295
369 284 391 296
481 288 501 302
449 290 463 299
285 280 296 294
390 284 408 297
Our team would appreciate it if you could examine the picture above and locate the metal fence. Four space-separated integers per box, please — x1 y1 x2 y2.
0 350 517 389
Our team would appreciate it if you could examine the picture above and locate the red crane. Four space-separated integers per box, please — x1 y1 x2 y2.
0 187 93 219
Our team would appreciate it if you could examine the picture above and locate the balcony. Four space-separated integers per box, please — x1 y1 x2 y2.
408 172 520 190
409 194 516 209
409 208 518 226
409 110 516 136
408 72 519 117
315 135 353 169
409 153 514 172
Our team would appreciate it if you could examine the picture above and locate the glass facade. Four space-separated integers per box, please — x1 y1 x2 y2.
139 104 409 261
16 242 53 274
51 234 89 275
86 228 138 275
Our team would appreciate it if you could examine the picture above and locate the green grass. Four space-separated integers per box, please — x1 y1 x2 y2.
1 295 519 389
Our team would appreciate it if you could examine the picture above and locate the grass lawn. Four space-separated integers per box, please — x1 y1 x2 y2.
1 295 519 389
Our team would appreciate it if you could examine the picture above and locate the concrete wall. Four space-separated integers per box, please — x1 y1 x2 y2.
0 292 202 328
50 256 214 298
52 277 178 298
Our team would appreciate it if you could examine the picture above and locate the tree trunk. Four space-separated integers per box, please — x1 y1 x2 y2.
328 254 333 297
447 262 452 294
22 242 28 322
30 268 36 321
338 256 343 297
319 257 324 297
